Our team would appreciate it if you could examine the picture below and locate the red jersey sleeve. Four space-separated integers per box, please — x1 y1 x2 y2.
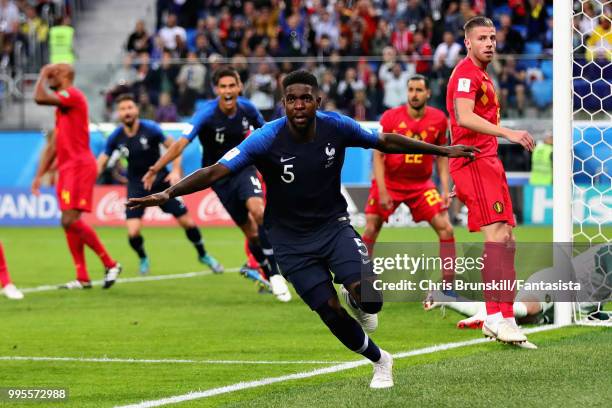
452 67 480 101
55 88 79 108
379 110 394 133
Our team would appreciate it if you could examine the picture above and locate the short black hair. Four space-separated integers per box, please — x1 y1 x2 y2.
115 93 136 105
212 67 240 86
282 70 318 91
463 16 495 35
407 74 430 89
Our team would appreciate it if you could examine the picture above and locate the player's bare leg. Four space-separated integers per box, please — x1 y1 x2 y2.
429 210 457 295
362 214 384 256
176 214 223 273
245 197 290 301
481 222 533 347
127 218 149 275
60 209 121 289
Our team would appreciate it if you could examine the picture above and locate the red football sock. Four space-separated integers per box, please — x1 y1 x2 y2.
68 220 116 268
362 235 375 257
0 242 12 287
439 237 456 284
64 229 90 282
482 242 506 315
500 243 517 318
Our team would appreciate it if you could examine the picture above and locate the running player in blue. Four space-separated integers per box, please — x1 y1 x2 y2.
97 94 222 275
142 67 291 302
127 71 477 388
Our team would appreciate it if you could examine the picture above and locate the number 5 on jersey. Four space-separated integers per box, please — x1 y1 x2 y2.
282 164 295 183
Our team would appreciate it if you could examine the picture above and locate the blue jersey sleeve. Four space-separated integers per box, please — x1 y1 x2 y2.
334 113 380 149
218 120 279 172
104 128 121 156
181 102 215 142
239 97 266 129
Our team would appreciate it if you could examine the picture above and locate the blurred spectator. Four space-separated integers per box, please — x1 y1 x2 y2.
20 6 48 45
348 88 376 121
225 15 246 57
279 10 307 57
380 62 413 109
193 34 213 60
158 13 186 51
337 67 366 110
381 0 404 28
405 0 428 29
585 15 611 61
155 92 178 122
496 56 527 116
410 30 433 74
245 62 276 120
370 19 391 56
204 15 226 56
105 54 138 117
0 0 19 36
175 35 189 59
126 20 152 55
578 1 598 35
137 92 156 120
365 74 384 118
176 51 206 116
526 0 548 43
433 31 462 75
320 69 339 106
145 50 179 104
390 19 413 54
48 15 74 64
499 13 524 54
312 8 339 46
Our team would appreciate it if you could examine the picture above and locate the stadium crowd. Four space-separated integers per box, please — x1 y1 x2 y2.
104 0 607 122
0 0 74 76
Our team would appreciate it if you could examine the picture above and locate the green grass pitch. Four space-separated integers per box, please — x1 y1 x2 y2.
0 225 609 407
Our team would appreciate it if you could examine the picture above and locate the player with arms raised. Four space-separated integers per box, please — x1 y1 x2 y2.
363 74 456 289
127 70 477 388
33 63 122 289
97 94 223 275
447 17 535 347
143 68 290 301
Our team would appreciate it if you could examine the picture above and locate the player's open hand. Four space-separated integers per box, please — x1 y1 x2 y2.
31 177 42 196
446 145 480 159
126 191 170 210
504 129 535 152
379 190 393 211
142 167 157 190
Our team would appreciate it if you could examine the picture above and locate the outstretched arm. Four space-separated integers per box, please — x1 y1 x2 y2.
142 137 189 189
127 163 231 209
376 132 478 158
454 97 534 151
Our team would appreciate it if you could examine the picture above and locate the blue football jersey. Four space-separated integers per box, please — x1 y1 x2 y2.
182 96 266 167
105 119 167 181
219 111 379 235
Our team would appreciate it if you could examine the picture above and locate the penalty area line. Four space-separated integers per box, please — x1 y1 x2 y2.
116 324 565 408
19 267 241 294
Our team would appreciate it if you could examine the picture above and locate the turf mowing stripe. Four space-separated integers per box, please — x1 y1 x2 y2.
116 325 565 408
0 356 346 365
19 267 242 294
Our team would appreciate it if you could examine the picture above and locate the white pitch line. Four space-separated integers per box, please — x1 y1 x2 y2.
116 324 565 408
0 356 346 365
19 267 241 294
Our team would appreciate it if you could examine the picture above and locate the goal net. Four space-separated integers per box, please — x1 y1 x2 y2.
567 0 611 325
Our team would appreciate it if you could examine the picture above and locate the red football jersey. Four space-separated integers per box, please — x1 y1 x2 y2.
446 57 500 172
54 86 95 170
379 105 448 190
